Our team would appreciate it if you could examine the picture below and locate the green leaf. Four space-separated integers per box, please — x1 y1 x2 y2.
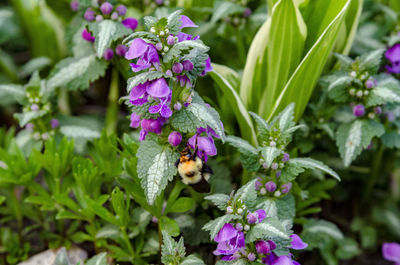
181 254 205 265
86 253 108 265
226 136 260 172
205 194 230 211
160 216 180 237
111 187 128 227
359 49 385 73
258 0 306 117
19 57 52 78
170 107 204 133
47 54 108 91
187 94 225 141
326 74 353 103
246 217 290 242
249 112 270 140
260 147 281 168
168 197 195 213
96 224 120 239
126 71 166 93
53 248 70 265
163 40 209 63
210 63 257 145
0 195 5 205
211 2 245 23
301 219 344 249
278 103 296 132
123 32 160 45
335 238 360 260
137 136 179 205
216 259 252 265
14 110 47 127
167 10 183 35
366 83 400 107
86 197 119 226
382 132 400 149
288 157 340 181
0 84 25 104
89 20 130 58
266 0 351 121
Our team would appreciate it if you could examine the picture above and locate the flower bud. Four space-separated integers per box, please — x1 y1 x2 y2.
141 119 162 134
33 132 40 140
111 12 118 20
255 179 262 190
368 112 375 119
350 71 357 77
227 206 233 214
116 45 128 56
151 216 158 223
276 171 281 177
244 224 250 231
349 88 356 95
50 119 59 129
82 28 95 42
247 212 257 224
70 0 79 11
155 0 164 4
386 111 395 121
365 79 376 89
271 162 278 170
155 42 163 51
163 46 169 52
130 113 141 128
282 153 290 162
172 62 183 74
96 15 104 22
168 131 182 147
84 8 95 21
353 104 365 117
166 35 175 46
269 141 276 147
265 181 277 193
159 30 165 36
235 223 243 231
262 162 268 169
26 123 34 131
31 104 39 111
281 183 292 194
122 18 138 31
260 187 266 195
100 2 113 15
237 208 243 214
248 253 256 262
364 90 369 96
166 70 173 77
103 48 114 60
182 60 194 71
374 106 382 115
274 191 281 197
243 7 252 17
42 133 49 140
116 5 127 16
356 90 363 97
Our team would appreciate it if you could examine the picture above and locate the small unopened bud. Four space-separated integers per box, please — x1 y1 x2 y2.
365 79 376 89
31 104 39 111
274 191 281 197
159 30 165 36
116 5 127 16
84 8 95 21
227 206 233 214
247 212 257 224
155 42 163 51
163 46 169 52
237 208 243 214
166 69 173 77
374 106 382 115
167 35 175 46
356 90 363 97
172 62 183 74
349 88 356 95
271 163 278 170
26 123 34 131
262 162 268 169
265 181 277 193
42 133 49 140
70 0 79 11
50 119 59 129
168 131 182 147
260 188 266 195
244 224 250 231
236 223 243 231
103 48 114 61
182 60 194 71
174 102 182 111
243 7 252 17
276 170 281 177
111 12 118 20
151 216 158 223
100 2 113 15
364 90 369 96
368 112 375 119
353 104 365 117
350 71 357 77
281 183 292 193
282 153 290 162
248 253 256 262
255 179 262 190
96 15 104 22
269 141 276 147
150 27 156 33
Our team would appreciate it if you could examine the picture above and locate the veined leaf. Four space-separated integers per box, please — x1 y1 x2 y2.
266 0 351 121
205 194 230 211
203 215 239 240
246 217 290 242
0 84 25 105
14 110 47 127
86 253 108 265
226 136 260 172
260 147 281 168
210 63 257 145
289 157 340 181
259 0 306 117
234 179 257 208
181 254 205 265
366 83 400 107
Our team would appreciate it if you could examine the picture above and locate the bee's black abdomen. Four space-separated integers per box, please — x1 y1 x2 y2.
175 158 180 167
190 177 211 193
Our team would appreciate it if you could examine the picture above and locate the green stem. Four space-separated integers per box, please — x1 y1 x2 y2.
363 142 385 202
58 87 71 115
121 227 135 259
105 68 119 135
10 187 23 242
235 27 246 64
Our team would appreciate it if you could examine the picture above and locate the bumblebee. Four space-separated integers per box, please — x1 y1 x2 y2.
175 147 212 193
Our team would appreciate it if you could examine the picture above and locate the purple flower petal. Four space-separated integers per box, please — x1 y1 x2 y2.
255 209 267 222
148 104 162 114
130 83 147 101
125 39 149 60
382 242 400 263
146 78 170 98
197 136 217 156
122 17 138 31
273 256 294 265
130 113 141 128
180 15 198 29
160 104 172 118
290 234 308 250
214 223 237 242
255 240 272 254
82 28 95 42
139 130 147 141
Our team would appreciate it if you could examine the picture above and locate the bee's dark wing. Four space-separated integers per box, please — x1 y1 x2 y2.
202 164 213 174
190 177 210 193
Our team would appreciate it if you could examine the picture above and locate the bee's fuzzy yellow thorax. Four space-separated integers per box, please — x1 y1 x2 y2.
178 157 203 185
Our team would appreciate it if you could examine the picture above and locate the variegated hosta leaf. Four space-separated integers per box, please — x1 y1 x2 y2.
137 136 179 205
89 20 131 58
366 83 400 107
336 120 384 167
47 54 108 91
203 215 240 240
205 194 230 211
288 157 340 181
260 146 281 168
188 94 226 141
246 217 290 243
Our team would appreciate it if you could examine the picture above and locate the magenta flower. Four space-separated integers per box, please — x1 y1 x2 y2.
50 119 59 129
167 35 175 46
382 242 400 265
188 127 220 161
180 15 198 29
125 38 160 72
122 17 138 31
282 153 290 162
168 131 182 147
82 28 95 42
130 113 141 128
200 57 213 76
100 2 113 15
139 118 164 141
84 8 95 21
130 78 171 105
265 181 277 193
255 209 267 222
243 8 252 17
281 183 292 194
213 223 245 260
182 60 194 71
70 0 79 11
116 45 128 57
172 62 183 74
176 75 192 88
353 104 365 117
256 240 277 255
290 234 308 250
116 5 127 16
103 48 114 61
385 44 400 74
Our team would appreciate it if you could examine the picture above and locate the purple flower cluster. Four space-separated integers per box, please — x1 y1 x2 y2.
382 242 400 265
385 43 400 74
125 14 215 154
213 212 307 263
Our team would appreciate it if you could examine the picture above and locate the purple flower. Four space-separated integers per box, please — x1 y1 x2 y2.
96 15 103 22
122 17 138 31
248 253 256 261
200 57 213 76
386 111 395 121
70 0 79 11
168 131 182 147
243 8 252 17
374 106 382 115
290 234 308 250
282 153 290 162
116 44 128 57
130 113 141 128
281 183 292 194
188 127 220 161
247 212 258 224
176 75 192 88
31 104 39 111
111 12 118 20
176 32 200 42
182 60 194 71
255 178 262 190
382 242 400 264
100 2 113 15
213 223 245 259
167 35 175 46
255 209 266 222
130 78 171 103
385 44 400 74
255 240 276 254
116 5 127 16
103 48 114 60
139 118 163 141
125 38 160 72
271 163 278 170
172 62 183 74
265 181 277 193
365 79 376 89
84 8 95 21
26 123 34 131
353 104 365 117
155 0 164 5
50 119 59 129
82 28 95 42
180 15 198 29
262 253 300 265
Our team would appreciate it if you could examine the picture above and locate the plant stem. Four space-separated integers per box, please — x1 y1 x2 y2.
363 142 385 202
105 68 119 135
235 27 246 64
10 187 23 242
121 227 135 259
58 87 71 115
